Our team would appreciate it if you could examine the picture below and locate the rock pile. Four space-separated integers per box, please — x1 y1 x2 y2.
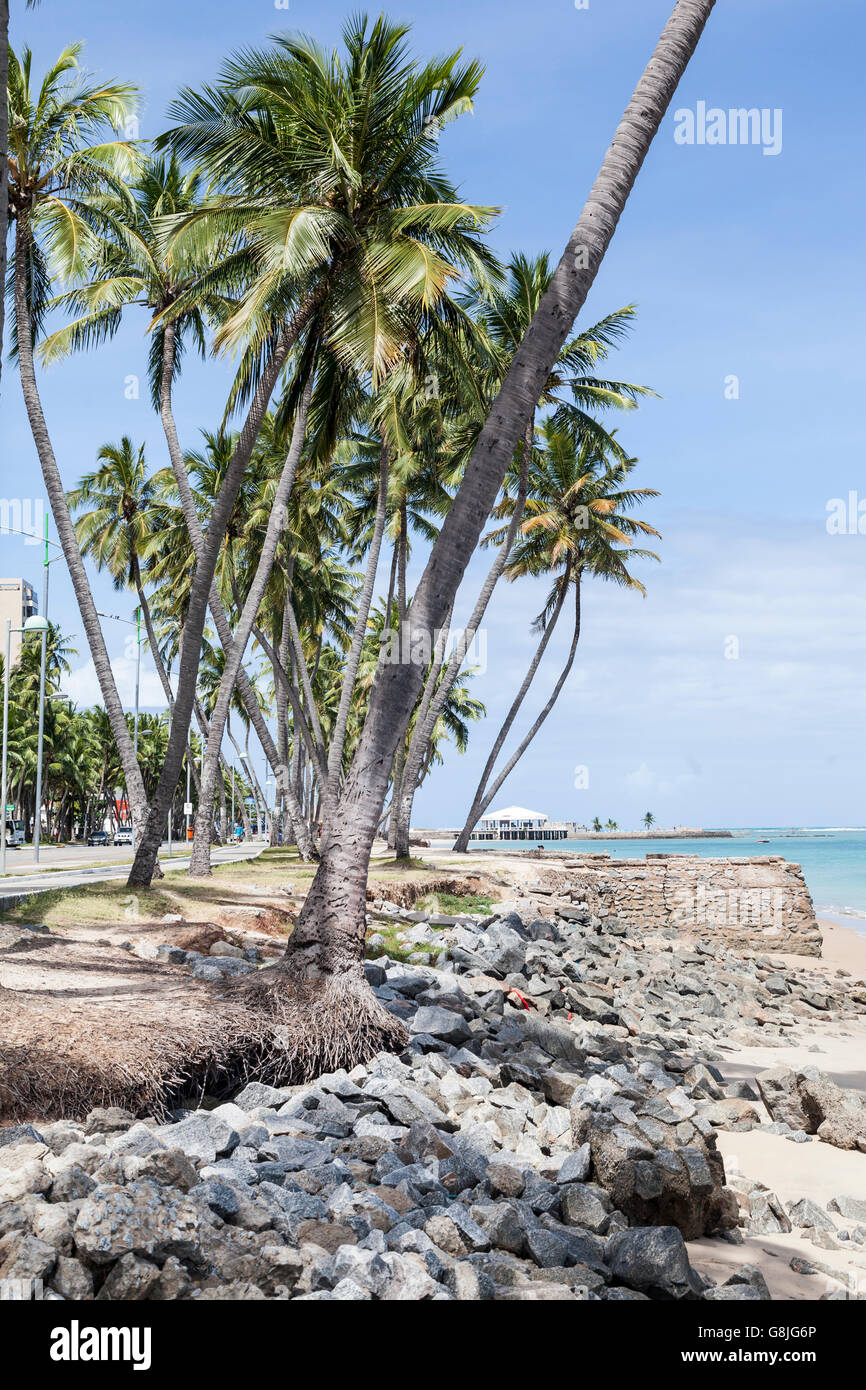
1 889 864 1301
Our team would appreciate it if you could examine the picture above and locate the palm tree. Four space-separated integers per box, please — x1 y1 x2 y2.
34 142 314 879
391 255 653 856
643 811 655 830
591 816 603 833
276 0 718 1074
5 43 148 827
605 819 618 831
159 17 497 881
67 438 176 710
452 423 660 850
0 0 42 384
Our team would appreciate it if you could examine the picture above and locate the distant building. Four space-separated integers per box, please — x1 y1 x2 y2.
470 805 568 842
0 578 39 669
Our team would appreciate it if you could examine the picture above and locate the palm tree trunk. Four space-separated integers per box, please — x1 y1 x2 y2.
253 618 327 789
394 418 534 855
453 563 571 851
226 719 253 840
13 220 148 828
391 599 453 857
131 553 175 708
321 441 390 826
136 319 316 884
272 0 716 1074
455 579 582 850
0 0 8 389
189 370 314 875
217 757 228 844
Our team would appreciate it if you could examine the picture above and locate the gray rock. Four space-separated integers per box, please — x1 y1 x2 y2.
96 1253 161 1300
408 1006 472 1045
606 1226 703 1300
73 1179 201 1266
0 1231 57 1282
557 1145 591 1184
52 1255 94 1299
828 1194 866 1224
0 1124 45 1149
84 1106 136 1136
788 1197 837 1233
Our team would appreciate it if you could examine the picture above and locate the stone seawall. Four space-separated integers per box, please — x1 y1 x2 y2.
537 853 822 956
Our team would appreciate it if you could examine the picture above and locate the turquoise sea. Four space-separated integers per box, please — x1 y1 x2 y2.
460 828 866 937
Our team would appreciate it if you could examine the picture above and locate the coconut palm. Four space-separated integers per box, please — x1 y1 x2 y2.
275 0 718 1075
159 17 497 882
1 0 42 383
5 42 148 826
591 816 603 833
67 438 177 711
33 142 313 877
453 424 660 850
391 255 653 856
643 811 655 830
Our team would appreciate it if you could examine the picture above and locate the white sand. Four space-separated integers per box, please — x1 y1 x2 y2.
689 918 866 1299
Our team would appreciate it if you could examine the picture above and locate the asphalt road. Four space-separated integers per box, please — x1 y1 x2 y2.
0 840 265 896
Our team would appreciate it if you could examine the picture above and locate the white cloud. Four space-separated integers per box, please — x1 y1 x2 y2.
62 656 168 711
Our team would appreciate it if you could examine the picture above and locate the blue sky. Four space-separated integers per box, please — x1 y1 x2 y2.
3 0 865 830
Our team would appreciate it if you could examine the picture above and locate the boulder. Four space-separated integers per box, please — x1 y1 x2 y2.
756 1067 866 1150
73 1179 202 1266
572 1106 737 1241
606 1226 704 1300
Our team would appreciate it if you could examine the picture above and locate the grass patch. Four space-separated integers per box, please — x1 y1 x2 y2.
365 921 441 967
0 879 178 929
421 890 495 914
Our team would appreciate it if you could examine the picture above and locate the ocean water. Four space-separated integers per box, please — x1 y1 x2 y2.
457 828 866 937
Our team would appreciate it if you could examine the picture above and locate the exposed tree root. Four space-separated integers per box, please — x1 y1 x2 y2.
234 966 409 1083
0 966 406 1124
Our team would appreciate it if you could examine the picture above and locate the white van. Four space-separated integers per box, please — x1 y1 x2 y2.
4 818 25 847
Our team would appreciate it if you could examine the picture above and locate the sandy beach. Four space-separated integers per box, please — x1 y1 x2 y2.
686 919 866 1299
425 852 866 1300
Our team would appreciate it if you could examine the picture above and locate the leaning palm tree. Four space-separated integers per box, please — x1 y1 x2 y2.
5 43 149 827
251 0 718 1077
391 256 653 856
35 147 313 869
453 423 660 850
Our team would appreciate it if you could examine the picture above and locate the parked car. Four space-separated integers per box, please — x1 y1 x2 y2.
113 826 133 846
86 829 109 847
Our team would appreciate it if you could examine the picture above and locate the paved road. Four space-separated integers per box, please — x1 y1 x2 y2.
0 841 265 896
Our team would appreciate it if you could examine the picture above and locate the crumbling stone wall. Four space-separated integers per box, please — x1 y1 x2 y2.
554 854 822 956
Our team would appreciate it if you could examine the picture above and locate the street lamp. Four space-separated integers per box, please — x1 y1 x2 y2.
2 614 49 876
96 607 144 851
2 517 63 864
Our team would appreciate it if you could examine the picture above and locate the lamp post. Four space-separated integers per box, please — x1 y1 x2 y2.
97 607 145 851
2 615 50 876
2 517 63 863
33 518 62 863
